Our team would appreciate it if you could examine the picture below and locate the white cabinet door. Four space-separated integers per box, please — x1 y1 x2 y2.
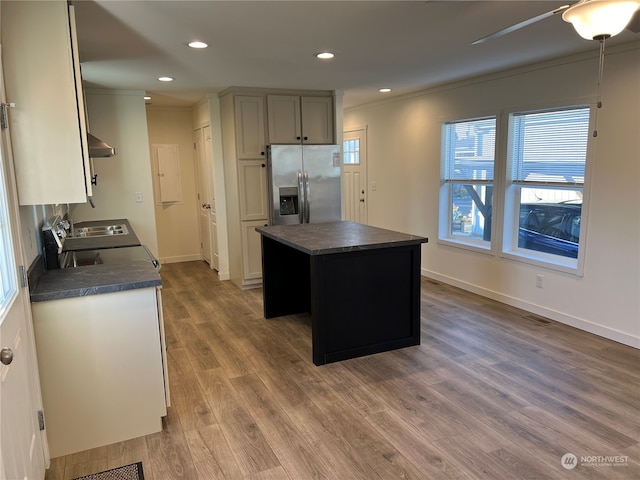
241 220 267 283
238 160 269 221
1 1 91 205
32 288 167 458
267 95 302 144
301 96 334 144
234 95 266 160
267 95 334 144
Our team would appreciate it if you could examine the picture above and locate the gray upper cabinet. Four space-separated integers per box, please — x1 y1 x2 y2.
267 95 334 144
2 1 92 205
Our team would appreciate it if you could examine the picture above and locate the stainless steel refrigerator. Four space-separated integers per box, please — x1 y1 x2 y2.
267 144 342 225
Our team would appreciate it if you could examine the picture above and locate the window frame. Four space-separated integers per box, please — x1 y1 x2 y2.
499 103 594 275
0 140 18 318
437 102 594 276
438 115 497 253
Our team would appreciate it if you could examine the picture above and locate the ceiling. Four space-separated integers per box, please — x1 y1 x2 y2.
72 0 638 109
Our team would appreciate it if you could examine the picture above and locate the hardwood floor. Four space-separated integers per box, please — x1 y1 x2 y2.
45 261 639 480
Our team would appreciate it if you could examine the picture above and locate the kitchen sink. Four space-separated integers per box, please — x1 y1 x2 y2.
71 224 129 238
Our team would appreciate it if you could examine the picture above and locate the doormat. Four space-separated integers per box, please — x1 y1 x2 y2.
72 462 144 480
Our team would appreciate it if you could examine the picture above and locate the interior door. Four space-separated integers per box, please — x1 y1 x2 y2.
343 128 368 224
194 127 212 265
0 56 46 479
203 126 219 271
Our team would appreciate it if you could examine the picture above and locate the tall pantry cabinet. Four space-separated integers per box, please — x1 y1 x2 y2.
219 89 336 288
1 1 93 205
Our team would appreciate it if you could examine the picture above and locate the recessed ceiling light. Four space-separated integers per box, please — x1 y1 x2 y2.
188 41 208 49
158 76 174 82
316 52 335 59
379 88 392 93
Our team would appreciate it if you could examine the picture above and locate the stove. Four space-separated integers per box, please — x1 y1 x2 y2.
42 215 71 269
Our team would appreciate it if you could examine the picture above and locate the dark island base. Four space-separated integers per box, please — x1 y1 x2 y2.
262 236 421 365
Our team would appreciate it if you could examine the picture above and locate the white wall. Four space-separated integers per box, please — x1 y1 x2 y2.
71 89 158 257
146 106 200 263
344 42 640 348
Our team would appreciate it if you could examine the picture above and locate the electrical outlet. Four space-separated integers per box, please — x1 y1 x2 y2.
135 192 143 203
536 274 543 288
371 182 377 191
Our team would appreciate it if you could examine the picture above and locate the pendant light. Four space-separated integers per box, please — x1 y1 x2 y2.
562 0 640 137
562 0 640 40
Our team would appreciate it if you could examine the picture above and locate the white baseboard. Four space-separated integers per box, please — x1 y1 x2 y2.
422 268 639 349
160 254 203 264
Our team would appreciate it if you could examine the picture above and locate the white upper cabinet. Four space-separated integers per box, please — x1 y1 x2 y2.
267 95 334 144
234 95 266 160
1 1 92 205
267 95 301 144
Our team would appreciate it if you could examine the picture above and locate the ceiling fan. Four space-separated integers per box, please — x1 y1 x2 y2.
472 0 640 45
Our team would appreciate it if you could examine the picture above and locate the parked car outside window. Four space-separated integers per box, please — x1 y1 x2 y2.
518 202 581 259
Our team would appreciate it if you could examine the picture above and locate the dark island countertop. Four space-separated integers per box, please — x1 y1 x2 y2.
30 261 161 302
255 221 428 255
63 218 140 251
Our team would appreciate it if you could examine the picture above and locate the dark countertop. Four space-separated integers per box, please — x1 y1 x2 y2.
63 218 140 251
30 219 159 302
30 261 161 302
255 221 428 255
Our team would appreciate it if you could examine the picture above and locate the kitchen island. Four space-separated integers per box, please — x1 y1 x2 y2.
256 221 428 365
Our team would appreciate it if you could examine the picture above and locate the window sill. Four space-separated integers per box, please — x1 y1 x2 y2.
437 237 493 255
500 249 583 276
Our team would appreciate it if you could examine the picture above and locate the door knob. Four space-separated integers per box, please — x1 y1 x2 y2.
1 347 13 365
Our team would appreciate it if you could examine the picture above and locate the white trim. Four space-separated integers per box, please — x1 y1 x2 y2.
159 254 202 264
421 270 640 349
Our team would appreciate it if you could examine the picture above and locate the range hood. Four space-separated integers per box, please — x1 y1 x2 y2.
87 132 117 158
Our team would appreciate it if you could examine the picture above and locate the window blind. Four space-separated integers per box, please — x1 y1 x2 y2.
444 117 496 181
511 107 589 185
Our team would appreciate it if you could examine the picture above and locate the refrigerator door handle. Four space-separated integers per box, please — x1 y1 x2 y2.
304 171 310 223
297 170 305 224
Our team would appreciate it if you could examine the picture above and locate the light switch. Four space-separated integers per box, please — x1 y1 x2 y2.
371 182 377 191
135 192 143 203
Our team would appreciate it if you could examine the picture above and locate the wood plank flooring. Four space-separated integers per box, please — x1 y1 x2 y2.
45 261 639 480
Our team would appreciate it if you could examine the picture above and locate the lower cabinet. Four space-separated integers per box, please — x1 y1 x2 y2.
32 287 168 458
241 220 268 287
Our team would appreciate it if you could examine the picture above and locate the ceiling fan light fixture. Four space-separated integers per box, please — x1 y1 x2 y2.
562 0 640 40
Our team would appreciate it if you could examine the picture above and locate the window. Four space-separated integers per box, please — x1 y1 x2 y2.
503 106 590 270
0 146 17 317
438 104 591 273
343 138 360 165
439 117 496 249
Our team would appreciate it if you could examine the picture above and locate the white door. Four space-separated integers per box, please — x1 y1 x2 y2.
0 60 47 479
194 128 212 265
203 126 219 271
342 128 368 224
